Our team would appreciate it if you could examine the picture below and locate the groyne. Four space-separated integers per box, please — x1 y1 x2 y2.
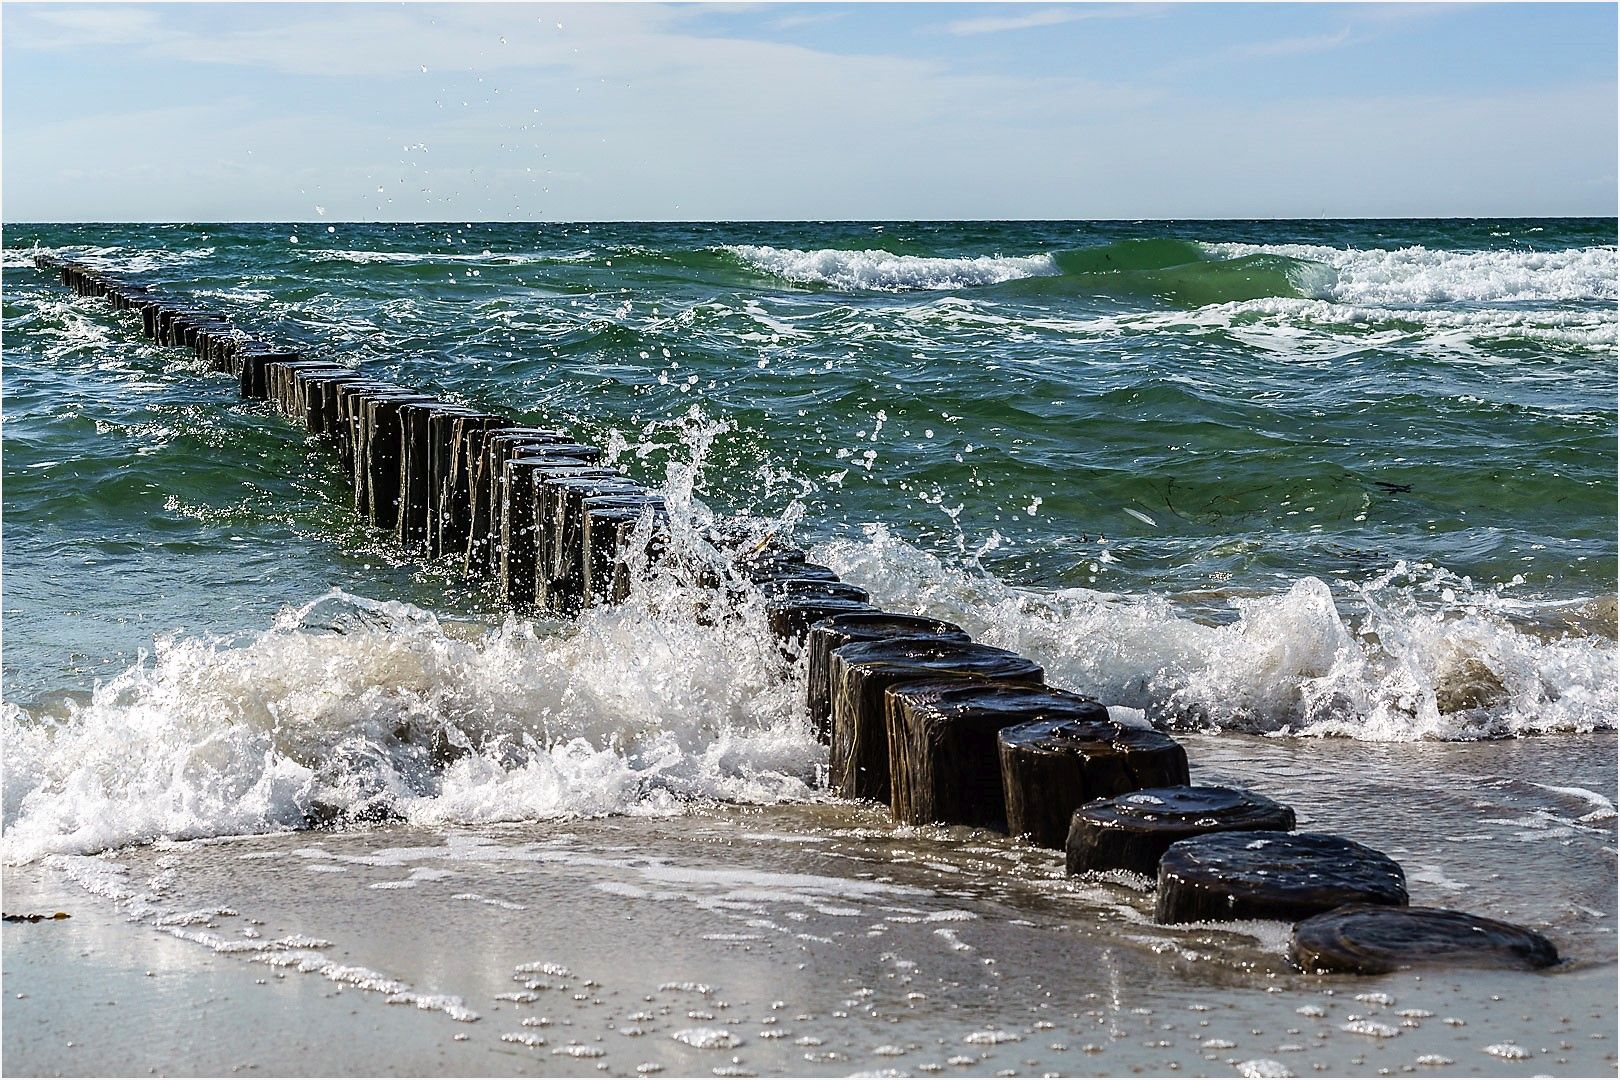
30 252 1560 974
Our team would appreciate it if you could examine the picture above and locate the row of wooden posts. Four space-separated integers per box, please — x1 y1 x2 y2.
35 253 1560 974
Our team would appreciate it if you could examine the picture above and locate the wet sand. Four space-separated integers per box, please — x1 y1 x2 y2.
4 733 1615 1078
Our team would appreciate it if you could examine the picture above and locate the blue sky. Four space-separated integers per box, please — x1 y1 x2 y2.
3 3 1615 221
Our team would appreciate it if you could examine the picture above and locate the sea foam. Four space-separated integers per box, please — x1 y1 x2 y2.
723 245 1059 291
1 579 816 864
6 522 1612 862
1201 241 1618 305
724 239 1618 310
816 525 1618 743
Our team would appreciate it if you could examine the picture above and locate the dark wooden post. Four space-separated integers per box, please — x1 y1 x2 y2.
806 614 969 743
429 412 509 560
828 639 1043 803
1156 832 1408 925
885 681 1124 832
995 717 1190 849
1066 786 1295 877
361 393 436 528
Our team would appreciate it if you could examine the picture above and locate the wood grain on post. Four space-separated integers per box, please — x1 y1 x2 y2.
500 458 617 607
361 393 437 529
887 681 1123 832
829 638 1043 803
996 717 1190 850
429 412 510 560
466 429 580 576
806 613 969 744
536 474 644 615
1156 831 1408 925
578 495 666 608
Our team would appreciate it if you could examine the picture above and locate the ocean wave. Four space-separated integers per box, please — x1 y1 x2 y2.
2 244 216 273
1121 296 1620 353
1201 241 1618 305
890 291 1616 353
306 248 566 265
723 237 1619 312
817 526 1618 743
2 586 816 864
7 523 1613 862
722 245 1059 291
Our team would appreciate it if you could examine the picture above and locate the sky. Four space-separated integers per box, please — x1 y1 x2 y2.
2 2 1615 222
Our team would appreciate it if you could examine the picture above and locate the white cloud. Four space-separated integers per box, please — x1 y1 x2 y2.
942 4 1153 37
1224 27 1353 61
3 3 1613 220
20 5 167 47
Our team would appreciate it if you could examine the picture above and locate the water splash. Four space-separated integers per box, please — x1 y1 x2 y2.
817 526 1617 741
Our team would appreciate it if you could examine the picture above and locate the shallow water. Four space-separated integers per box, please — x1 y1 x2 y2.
4 800 1615 1077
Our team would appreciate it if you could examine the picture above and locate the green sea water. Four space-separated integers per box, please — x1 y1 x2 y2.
1 219 1616 858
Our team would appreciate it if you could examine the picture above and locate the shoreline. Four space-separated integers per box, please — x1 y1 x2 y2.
5 743 1615 1078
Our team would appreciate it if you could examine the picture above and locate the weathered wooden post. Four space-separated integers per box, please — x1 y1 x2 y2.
806 613 969 743
884 682 1145 832
1065 786 1296 877
270 360 347 420
237 344 301 400
1156 832 1408 925
499 458 619 608
397 401 466 549
581 499 671 607
471 433 599 577
335 381 405 496
197 325 245 370
428 411 509 560
577 495 666 608
465 429 581 576
534 472 644 614
176 313 228 352
828 639 1043 802
140 300 171 339
1289 904 1558 975
762 595 877 649
751 576 869 605
995 718 1190 849
295 370 367 435
361 392 437 529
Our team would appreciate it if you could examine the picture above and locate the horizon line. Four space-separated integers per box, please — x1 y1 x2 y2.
7 214 1617 227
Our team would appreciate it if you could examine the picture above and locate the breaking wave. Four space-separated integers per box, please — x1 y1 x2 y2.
722 244 1059 291
724 237 1618 309
818 526 1618 744
6 525 1613 863
306 249 564 265
1202 240 1619 305
2 585 816 864
2 244 216 273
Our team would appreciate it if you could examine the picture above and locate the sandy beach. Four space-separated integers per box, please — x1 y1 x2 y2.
6 734 1614 1077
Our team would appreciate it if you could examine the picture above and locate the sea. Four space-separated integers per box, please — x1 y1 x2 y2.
1 220 1615 1074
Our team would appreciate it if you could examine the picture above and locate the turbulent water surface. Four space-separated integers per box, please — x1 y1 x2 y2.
2 220 1615 872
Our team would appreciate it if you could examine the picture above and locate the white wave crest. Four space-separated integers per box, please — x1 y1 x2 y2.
817 526 1618 742
307 249 559 265
1122 296 1619 353
1202 241 1618 305
1 244 216 274
2 585 815 864
891 292 1618 352
723 245 1058 291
